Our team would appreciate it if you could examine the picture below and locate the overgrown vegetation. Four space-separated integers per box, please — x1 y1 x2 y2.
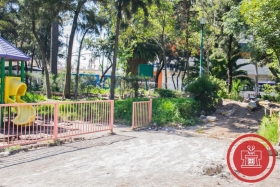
156 88 176 98
186 76 222 114
114 98 200 126
258 115 279 145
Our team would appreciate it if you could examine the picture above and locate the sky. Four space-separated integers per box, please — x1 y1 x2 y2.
58 25 109 72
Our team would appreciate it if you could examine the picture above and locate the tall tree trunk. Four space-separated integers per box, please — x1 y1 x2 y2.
161 27 167 89
100 64 112 85
268 67 280 83
32 21 51 98
25 61 28 86
181 0 190 90
176 69 181 90
30 46 35 87
110 2 122 100
50 20 59 75
171 72 176 89
74 28 89 99
227 34 233 94
63 0 86 99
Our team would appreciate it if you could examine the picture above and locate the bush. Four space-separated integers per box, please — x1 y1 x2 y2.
22 92 46 102
262 94 276 102
114 98 148 124
114 98 200 126
186 76 220 114
258 115 279 145
155 88 176 98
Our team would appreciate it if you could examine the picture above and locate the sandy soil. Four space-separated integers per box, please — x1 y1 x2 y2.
0 100 279 187
182 99 268 140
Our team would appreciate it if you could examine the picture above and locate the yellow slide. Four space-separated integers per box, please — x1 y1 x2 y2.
5 77 36 126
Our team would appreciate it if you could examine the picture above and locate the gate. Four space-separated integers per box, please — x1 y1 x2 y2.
132 99 152 129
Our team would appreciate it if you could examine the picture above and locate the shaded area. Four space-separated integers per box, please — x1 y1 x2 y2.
0 135 134 169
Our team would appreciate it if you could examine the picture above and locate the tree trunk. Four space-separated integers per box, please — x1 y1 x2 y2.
74 28 89 99
100 64 112 85
172 72 176 89
227 34 233 94
25 61 28 86
30 46 35 87
50 21 59 75
268 67 280 83
161 27 167 89
32 21 51 98
63 0 86 99
176 69 181 90
181 1 190 89
110 2 122 100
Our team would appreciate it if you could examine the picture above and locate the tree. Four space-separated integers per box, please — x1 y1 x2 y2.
240 0 280 83
63 0 87 99
109 0 153 100
46 0 72 75
19 0 54 98
173 0 198 89
74 8 106 99
198 0 243 93
125 36 161 75
85 35 115 85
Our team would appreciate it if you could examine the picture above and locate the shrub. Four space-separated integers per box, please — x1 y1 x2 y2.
155 88 176 98
114 98 200 126
22 92 46 102
186 76 220 114
262 94 276 102
258 115 279 145
114 98 148 124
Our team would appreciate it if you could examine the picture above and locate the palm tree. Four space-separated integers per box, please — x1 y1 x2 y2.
210 54 252 83
110 0 153 100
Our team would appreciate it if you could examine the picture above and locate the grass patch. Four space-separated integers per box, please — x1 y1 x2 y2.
114 98 200 126
258 115 279 145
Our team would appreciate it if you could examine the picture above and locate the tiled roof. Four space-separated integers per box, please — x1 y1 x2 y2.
0 37 30 61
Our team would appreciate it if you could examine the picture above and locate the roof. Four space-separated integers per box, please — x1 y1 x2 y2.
0 37 30 61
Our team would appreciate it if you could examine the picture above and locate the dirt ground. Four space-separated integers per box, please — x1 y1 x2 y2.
0 100 279 187
183 99 271 140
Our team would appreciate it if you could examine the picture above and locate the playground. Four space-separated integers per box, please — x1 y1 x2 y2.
0 37 114 148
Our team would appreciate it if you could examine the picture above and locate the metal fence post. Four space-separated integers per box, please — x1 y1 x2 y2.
110 100 114 133
132 102 135 129
54 103 58 140
149 99 152 123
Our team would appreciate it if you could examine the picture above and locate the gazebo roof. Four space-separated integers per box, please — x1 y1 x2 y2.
0 36 30 61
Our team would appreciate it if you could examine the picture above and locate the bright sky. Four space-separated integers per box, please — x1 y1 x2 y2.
58 25 92 70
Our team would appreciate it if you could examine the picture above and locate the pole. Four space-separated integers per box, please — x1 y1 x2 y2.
8 59 12 76
199 25 204 77
1 58 5 127
21 61 24 82
1 58 5 104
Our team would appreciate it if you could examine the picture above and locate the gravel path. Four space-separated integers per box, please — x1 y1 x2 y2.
0 126 279 187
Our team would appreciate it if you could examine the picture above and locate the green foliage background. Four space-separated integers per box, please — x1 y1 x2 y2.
258 115 279 145
114 98 200 126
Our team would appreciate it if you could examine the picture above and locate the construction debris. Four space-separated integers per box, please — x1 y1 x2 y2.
222 108 236 117
247 101 258 111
